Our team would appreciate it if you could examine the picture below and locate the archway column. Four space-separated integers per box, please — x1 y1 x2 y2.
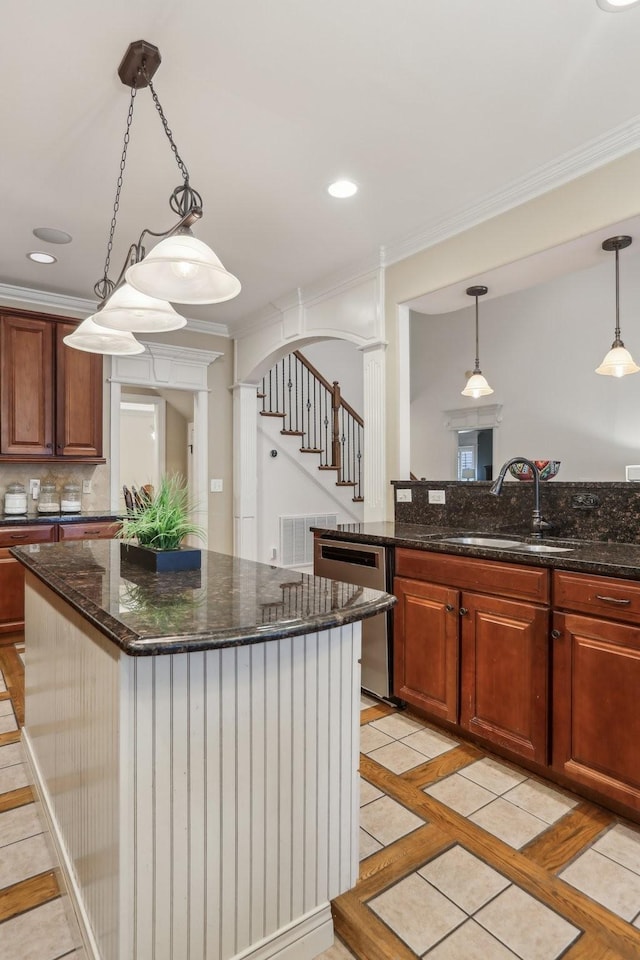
361 341 388 522
232 382 258 559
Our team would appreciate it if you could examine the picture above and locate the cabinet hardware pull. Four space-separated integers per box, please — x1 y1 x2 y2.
459 607 468 616
9 534 27 540
551 629 562 639
445 603 454 612
595 595 631 605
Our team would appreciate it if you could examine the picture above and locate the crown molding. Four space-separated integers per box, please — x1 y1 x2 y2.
384 114 640 266
184 317 230 338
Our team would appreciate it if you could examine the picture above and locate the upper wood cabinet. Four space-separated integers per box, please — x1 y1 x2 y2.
0 310 103 461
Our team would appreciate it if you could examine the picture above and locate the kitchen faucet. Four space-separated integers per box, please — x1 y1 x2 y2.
489 457 552 539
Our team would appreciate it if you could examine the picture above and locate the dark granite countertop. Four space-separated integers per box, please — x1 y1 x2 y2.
0 511 123 526
11 540 395 656
312 521 640 581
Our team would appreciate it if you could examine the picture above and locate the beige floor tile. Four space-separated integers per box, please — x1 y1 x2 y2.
0 699 14 718
0 741 24 768
418 845 510 913
593 822 640 876
0 713 18 734
424 773 496 816
459 758 527 795
0 897 76 960
424 918 520 959
359 777 383 806
475 886 580 960
560 848 640 921
0 803 43 847
370 713 425 739
0 671 6 692
400 727 459 759
316 936 357 959
503 778 578 824
359 794 425 846
0 760 30 793
369 872 465 955
360 724 394 754
359 828 383 860
0 832 55 888
469 797 548 849
368 740 429 773
360 695 378 709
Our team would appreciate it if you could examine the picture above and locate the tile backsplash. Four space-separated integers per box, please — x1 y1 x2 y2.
392 480 640 543
0 463 110 515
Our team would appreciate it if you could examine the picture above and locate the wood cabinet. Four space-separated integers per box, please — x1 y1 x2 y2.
552 570 640 812
0 524 57 635
0 309 103 461
58 520 120 541
394 548 550 762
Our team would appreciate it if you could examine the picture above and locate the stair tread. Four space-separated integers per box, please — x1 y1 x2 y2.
281 430 305 436
300 447 324 454
318 465 340 470
352 496 364 502
336 481 357 487
260 411 286 418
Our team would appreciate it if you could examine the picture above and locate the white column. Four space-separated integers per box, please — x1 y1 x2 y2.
397 303 412 480
193 389 209 549
109 380 121 512
233 382 258 560
362 341 387 522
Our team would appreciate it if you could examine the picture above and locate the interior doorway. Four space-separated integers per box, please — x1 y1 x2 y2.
457 428 493 481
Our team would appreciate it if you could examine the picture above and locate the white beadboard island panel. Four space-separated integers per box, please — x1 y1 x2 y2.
22 571 362 960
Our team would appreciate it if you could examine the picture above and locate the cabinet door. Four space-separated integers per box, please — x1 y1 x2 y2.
55 322 103 458
0 315 54 455
393 577 459 722
460 592 549 763
0 548 26 633
58 521 120 541
552 611 640 812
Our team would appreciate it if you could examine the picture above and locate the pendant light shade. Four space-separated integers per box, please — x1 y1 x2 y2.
462 285 494 398
595 236 639 377
63 317 145 355
125 233 241 305
91 283 186 333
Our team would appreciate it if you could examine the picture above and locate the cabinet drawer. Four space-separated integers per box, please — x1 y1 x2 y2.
554 570 640 625
0 525 56 547
58 521 120 541
395 548 550 604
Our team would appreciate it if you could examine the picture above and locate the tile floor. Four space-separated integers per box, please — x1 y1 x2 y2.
4 654 640 958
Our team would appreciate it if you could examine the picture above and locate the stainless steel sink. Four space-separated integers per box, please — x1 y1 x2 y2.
440 536 524 548
511 543 573 554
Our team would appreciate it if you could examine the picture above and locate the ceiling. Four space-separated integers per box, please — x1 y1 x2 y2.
4 0 640 334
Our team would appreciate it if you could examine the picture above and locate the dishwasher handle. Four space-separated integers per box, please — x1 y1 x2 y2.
318 543 380 567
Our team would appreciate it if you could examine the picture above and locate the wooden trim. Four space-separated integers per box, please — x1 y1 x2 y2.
0 872 60 923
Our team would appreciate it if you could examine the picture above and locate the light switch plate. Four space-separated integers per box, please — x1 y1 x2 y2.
428 490 446 504
210 478 223 493
396 488 412 502
82 479 92 494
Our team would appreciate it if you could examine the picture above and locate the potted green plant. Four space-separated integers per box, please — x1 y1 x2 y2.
118 474 204 572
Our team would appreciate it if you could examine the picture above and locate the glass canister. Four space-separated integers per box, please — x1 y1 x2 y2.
38 481 60 514
61 482 82 513
4 482 27 515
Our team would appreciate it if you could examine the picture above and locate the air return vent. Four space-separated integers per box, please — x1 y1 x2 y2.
280 514 337 567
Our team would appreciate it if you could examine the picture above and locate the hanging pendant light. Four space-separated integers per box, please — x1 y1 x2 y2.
63 318 145 355
462 285 494 398
595 235 640 377
91 283 186 333
66 40 240 354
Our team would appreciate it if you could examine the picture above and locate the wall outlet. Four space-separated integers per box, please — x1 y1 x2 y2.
210 478 223 493
428 489 446 505
82 479 92 494
396 488 412 503
29 479 40 500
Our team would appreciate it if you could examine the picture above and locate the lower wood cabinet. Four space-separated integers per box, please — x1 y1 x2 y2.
393 548 551 763
58 520 120 541
0 525 57 635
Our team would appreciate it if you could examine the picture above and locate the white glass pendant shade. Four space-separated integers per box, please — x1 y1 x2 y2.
125 234 241 304
461 372 494 398
595 345 640 377
63 317 145 355
92 283 186 333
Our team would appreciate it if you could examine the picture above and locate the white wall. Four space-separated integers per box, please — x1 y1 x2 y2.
410 249 640 481
303 340 363 410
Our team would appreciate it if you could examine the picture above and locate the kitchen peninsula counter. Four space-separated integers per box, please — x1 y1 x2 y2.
13 541 394 960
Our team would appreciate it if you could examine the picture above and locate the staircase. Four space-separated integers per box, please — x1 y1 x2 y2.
259 350 364 502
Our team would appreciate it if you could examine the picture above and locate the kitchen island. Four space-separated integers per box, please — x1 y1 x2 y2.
12 540 395 960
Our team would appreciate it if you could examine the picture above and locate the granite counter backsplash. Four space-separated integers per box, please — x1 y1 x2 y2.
392 480 640 543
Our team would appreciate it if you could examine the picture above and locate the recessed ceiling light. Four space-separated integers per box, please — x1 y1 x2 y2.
32 227 72 244
328 179 358 199
27 251 57 264
596 0 640 10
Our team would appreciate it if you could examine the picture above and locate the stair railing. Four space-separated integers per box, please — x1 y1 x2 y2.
259 350 364 501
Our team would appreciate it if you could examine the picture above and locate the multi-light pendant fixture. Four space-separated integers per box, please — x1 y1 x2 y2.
461 285 494 398
595 235 639 377
65 40 240 355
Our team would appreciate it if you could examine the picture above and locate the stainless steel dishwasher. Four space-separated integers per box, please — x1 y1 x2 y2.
314 536 391 699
